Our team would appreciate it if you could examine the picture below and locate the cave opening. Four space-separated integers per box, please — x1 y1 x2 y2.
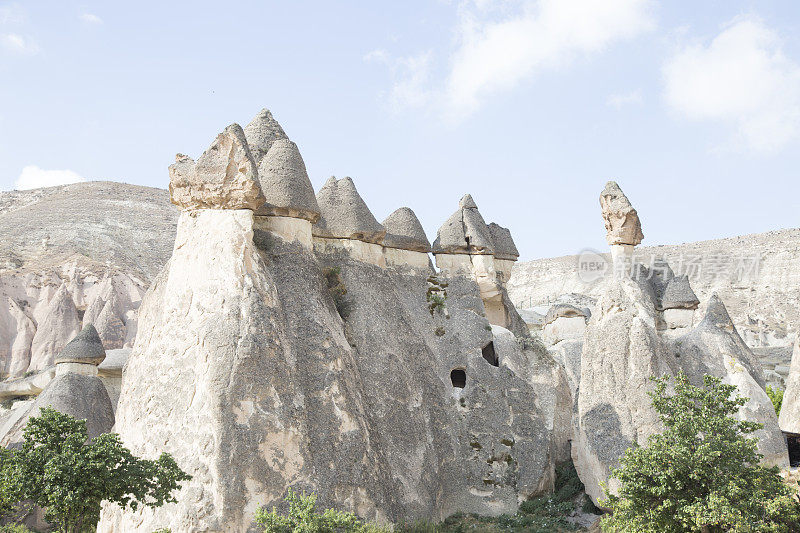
450 368 466 388
786 432 800 467
482 342 498 367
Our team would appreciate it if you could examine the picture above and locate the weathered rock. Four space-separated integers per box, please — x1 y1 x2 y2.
312 177 385 243
28 284 80 371
99 197 564 530
382 208 431 252
0 298 35 377
0 372 114 446
573 277 674 504
665 294 787 467
169 124 266 211
432 195 494 255
779 339 800 433
487 223 519 260
599 182 643 246
242 108 289 164
660 275 699 310
255 139 321 222
54 324 105 366
544 304 589 326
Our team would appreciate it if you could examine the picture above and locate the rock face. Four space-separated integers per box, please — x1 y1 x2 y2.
169 124 265 211
98 113 567 532
599 181 643 246
313 177 386 243
660 275 699 310
779 339 800 433
573 277 674 504
0 182 176 378
382 208 431 252
242 108 289 164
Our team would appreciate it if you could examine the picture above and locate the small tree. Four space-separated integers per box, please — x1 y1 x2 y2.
255 488 386 533
767 385 784 417
5 407 191 533
602 373 800 532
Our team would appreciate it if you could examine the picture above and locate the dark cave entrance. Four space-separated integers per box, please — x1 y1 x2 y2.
450 368 466 388
786 432 800 467
482 342 498 367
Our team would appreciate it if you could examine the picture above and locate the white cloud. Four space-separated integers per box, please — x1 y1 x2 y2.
607 89 643 109
443 0 654 117
1 32 38 54
79 13 103 25
663 16 800 153
14 166 86 190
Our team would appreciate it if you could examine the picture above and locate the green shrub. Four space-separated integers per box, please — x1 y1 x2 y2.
0 524 35 533
255 488 387 533
426 276 448 316
602 373 800 532
2 407 191 533
767 385 784 416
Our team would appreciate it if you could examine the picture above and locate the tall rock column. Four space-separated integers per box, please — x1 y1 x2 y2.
600 181 643 278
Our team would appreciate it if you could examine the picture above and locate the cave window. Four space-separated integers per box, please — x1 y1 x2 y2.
482 342 498 367
450 368 466 388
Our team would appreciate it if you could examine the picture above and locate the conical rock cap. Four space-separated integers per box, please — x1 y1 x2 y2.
312 177 385 243
255 139 320 222
382 207 431 252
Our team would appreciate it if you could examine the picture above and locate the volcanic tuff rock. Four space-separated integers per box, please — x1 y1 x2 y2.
0 182 176 378
660 275 699 310
432 194 495 255
382 207 431 252
599 181 643 246
254 139 320 221
487 223 519 260
98 111 566 531
169 124 265 211
779 339 800 433
312 177 386 243
54 323 105 365
242 108 289 164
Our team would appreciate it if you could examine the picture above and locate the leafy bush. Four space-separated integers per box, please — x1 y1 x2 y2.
602 373 800 532
767 385 784 416
426 276 448 316
256 488 387 533
0 524 35 533
1 407 191 533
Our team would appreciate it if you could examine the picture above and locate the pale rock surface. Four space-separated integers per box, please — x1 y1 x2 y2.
28 284 80 371
573 277 674 504
99 200 564 530
779 339 800 433
599 181 643 246
242 108 289 164
169 124 266 211
487 223 519 261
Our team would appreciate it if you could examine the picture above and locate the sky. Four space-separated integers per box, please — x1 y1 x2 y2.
1 1 799 260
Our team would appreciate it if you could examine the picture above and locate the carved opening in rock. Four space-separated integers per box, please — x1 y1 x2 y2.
786 432 800 467
76 308 86 323
482 342 498 367
450 368 466 388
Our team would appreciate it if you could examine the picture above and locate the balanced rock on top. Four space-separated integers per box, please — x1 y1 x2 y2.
254 139 321 222
382 207 431 252
432 194 495 255
169 124 266 211
312 177 386 243
600 181 644 246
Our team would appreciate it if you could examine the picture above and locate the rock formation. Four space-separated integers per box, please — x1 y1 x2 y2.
432 196 523 332
97 110 567 532
599 181 643 247
0 324 114 446
0 181 175 379
381 207 432 272
779 339 800 433
254 139 320 222
572 182 788 505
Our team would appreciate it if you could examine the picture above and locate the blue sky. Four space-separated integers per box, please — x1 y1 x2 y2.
1 1 799 259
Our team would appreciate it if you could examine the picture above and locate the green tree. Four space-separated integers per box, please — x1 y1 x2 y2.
4 407 191 533
602 373 800 533
766 386 784 417
255 488 387 533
